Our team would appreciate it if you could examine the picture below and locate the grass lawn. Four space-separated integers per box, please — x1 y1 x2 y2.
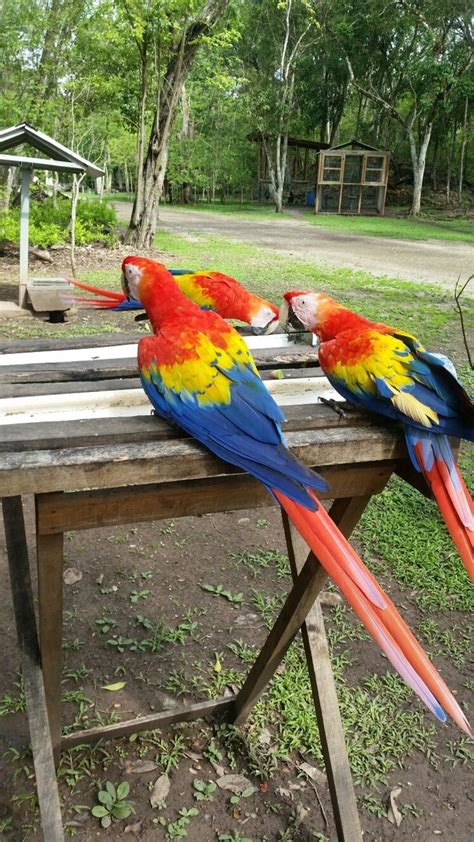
305 212 473 242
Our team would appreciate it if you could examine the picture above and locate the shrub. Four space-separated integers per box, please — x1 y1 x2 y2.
0 197 118 248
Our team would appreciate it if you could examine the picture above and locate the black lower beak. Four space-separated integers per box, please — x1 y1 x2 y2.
287 307 305 331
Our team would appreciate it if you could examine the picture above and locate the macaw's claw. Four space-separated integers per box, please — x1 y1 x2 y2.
318 396 346 418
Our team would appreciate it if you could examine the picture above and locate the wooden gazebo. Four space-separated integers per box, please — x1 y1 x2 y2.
315 139 389 215
0 122 103 309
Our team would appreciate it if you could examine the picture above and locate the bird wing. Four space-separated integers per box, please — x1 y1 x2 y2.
320 328 470 435
138 326 327 504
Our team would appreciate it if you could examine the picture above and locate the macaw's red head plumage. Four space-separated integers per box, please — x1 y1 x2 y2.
121 256 280 333
281 291 377 341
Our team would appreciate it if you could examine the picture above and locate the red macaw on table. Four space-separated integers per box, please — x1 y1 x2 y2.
119 255 470 734
68 265 280 333
281 291 474 583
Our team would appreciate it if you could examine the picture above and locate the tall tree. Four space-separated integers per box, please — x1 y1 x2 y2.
341 0 474 214
125 0 231 248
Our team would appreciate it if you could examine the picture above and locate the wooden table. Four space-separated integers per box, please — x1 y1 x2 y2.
0 330 409 841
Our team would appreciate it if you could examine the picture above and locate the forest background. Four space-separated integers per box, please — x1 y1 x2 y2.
0 0 472 248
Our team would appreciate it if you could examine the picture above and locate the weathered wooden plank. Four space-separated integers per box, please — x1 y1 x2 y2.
36 461 394 535
0 367 325 399
0 425 405 497
0 345 318 384
36 531 64 767
0 332 145 355
61 696 236 749
0 377 142 399
0 403 370 452
2 497 64 841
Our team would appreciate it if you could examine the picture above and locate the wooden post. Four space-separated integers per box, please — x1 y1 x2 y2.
2 497 64 841
281 502 368 842
19 166 32 308
36 501 64 766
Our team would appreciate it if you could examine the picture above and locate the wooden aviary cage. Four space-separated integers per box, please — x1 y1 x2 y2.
316 140 389 215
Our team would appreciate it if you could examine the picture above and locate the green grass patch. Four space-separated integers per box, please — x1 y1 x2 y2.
304 211 473 242
355 475 473 612
154 229 472 358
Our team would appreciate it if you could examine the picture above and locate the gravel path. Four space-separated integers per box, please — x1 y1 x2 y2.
114 203 473 292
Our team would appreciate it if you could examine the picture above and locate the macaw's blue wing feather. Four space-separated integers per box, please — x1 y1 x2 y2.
140 351 328 509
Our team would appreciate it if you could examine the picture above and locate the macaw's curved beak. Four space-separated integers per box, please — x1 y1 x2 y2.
279 296 305 331
121 271 130 300
251 316 281 336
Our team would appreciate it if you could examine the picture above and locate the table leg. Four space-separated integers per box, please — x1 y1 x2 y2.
2 497 64 841
36 512 64 767
232 550 327 724
281 497 371 842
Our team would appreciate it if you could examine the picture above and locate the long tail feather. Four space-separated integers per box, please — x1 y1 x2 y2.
407 429 474 582
275 491 472 734
66 278 125 300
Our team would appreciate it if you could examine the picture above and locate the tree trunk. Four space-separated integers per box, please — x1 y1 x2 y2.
458 96 469 203
446 121 456 204
130 47 148 230
1 168 15 211
125 0 230 248
408 120 432 216
70 172 85 276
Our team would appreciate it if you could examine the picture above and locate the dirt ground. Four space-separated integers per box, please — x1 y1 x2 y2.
113 203 474 292
0 248 472 841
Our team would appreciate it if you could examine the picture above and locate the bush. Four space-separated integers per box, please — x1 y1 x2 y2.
0 197 118 248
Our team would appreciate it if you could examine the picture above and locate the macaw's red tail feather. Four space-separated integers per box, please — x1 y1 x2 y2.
72 295 120 308
412 439 474 583
66 278 126 301
275 491 472 735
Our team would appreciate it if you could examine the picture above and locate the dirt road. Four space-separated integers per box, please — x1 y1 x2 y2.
114 202 473 292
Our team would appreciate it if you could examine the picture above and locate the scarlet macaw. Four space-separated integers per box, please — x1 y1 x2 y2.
68 266 280 333
281 292 474 582
120 255 470 734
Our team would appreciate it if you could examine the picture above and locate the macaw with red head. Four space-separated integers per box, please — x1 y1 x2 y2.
69 264 279 333
119 255 471 735
281 291 474 583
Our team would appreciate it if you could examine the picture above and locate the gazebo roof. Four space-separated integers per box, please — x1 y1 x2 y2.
0 122 104 178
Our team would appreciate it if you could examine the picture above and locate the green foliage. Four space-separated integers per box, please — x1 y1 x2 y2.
91 780 134 828
0 198 118 248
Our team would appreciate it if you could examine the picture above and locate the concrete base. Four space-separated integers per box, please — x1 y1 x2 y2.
0 300 33 318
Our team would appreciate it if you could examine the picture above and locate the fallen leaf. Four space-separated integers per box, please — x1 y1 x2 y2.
216 774 253 794
209 759 226 777
124 820 143 834
387 786 403 827
63 568 82 585
185 751 202 763
149 774 170 808
101 681 126 692
127 759 158 774
318 592 343 607
298 761 327 786
257 727 272 746
234 613 259 627
96 574 104 585
295 803 310 823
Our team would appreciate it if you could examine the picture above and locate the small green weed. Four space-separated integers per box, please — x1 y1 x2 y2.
201 583 244 605
192 778 217 801
91 780 134 828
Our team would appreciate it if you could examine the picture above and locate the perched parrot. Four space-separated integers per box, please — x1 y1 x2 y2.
281 292 474 582
68 265 280 333
120 255 470 734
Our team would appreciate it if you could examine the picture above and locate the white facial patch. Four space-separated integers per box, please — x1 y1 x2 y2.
123 263 143 301
289 293 319 330
251 305 277 329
